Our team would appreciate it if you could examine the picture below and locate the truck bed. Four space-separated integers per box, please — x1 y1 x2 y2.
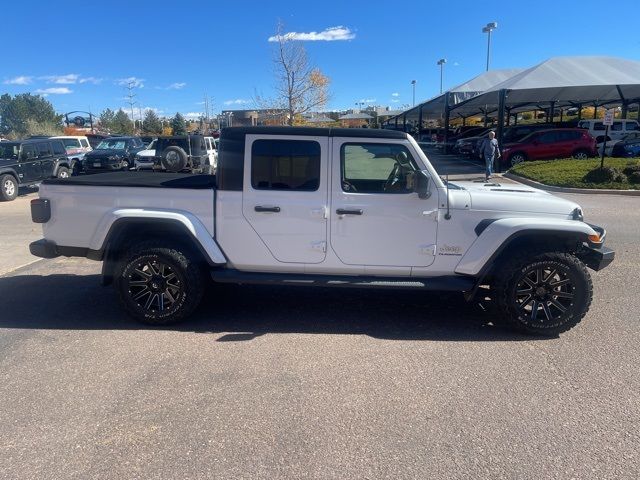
43 171 216 189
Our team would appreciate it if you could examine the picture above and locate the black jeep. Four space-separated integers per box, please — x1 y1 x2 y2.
0 138 72 201
82 136 146 174
153 135 214 174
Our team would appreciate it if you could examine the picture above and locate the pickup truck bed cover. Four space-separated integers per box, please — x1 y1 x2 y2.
43 172 216 189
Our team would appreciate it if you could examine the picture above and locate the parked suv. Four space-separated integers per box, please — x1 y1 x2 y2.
0 138 72 201
577 119 640 143
52 135 92 175
501 128 596 166
82 137 146 174
153 135 217 174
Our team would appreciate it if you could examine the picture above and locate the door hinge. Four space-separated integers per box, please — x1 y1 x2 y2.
311 241 327 253
419 244 437 255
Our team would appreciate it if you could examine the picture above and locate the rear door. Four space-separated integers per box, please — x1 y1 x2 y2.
241 135 329 264
37 142 55 178
533 131 558 159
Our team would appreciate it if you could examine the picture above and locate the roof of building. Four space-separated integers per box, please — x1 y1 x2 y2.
338 113 373 120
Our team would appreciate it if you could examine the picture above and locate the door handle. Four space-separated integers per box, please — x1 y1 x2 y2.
336 208 363 215
254 205 281 213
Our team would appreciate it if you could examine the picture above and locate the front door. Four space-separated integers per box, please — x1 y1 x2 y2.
242 135 329 264
19 144 41 182
330 139 438 267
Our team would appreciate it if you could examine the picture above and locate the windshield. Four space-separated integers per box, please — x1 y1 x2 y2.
0 142 20 159
96 139 126 150
61 138 81 149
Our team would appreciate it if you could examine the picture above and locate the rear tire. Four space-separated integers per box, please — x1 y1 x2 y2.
493 250 592 336
115 241 206 325
0 174 18 201
572 150 589 160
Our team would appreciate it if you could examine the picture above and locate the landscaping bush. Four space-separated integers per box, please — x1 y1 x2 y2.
622 164 640 176
629 171 640 184
584 166 621 183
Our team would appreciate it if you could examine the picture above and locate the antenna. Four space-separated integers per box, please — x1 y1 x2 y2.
444 174 451 220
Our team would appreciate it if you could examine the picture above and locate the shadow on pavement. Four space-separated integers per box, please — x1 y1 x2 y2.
0 273 540 342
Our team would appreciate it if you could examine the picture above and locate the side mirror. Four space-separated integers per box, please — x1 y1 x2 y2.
414 170 431 199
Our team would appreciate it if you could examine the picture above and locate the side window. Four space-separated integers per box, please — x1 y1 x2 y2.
21 144 37 160
538 132 557 144
80 139 89 148
611 122 624 131
37 142 52 157
62 138 81 149
251 139 320 191
625 122 640 131
52 141 66 155
341 143 417 194
593 122 605 131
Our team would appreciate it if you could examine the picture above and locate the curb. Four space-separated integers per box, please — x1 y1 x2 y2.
503 172 640 196
0 258 44 278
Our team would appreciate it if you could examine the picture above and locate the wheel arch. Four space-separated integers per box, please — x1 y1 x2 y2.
96 215 226 286
0 169 20 183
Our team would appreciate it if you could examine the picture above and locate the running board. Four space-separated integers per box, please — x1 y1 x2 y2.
210 270 475 291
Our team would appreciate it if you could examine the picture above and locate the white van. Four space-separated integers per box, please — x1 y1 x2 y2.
577 119 640 143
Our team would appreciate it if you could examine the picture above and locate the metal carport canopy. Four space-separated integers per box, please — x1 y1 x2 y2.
385 68 523 124
450 56 640 116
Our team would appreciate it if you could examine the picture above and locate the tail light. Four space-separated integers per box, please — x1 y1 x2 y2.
31 198 51 223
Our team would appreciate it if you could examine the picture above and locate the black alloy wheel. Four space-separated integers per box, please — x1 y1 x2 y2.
513 265 575 325
125 259 184 315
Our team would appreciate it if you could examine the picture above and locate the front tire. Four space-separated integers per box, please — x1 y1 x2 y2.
572 150 589 160
57 166 71 179
493 251 593 336
510 152 527 166
0 174 18 201
115 241 205 325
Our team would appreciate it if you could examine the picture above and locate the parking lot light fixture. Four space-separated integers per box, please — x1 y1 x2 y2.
482 22 498 71
437 59 446 94
411 80 416 106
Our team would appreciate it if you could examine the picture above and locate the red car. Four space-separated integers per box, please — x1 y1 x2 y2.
501 128 596 166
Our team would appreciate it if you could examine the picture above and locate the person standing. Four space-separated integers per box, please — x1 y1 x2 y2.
479 131 500 181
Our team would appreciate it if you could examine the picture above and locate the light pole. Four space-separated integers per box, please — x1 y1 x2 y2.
411 80 416 106
437 59 446 94
482 22 498 71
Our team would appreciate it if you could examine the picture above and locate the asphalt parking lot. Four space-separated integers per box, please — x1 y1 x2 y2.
1 162 639 479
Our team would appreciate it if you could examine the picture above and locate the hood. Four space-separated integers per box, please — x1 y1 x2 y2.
450 181 580 216
86 149 126 158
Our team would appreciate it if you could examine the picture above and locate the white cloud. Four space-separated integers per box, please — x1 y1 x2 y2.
391 92 400 97
361 98 376 103
268 26 355 42
4 76 32 85
391 99 399 103
167 82 186 90
183 112 203 120
453 62 460 66
116 77 145 88
223 98 251 106
35 87 72 95
79 76 103 84
41 74 79 84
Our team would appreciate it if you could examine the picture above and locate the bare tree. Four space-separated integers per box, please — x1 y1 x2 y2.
259 22 330 126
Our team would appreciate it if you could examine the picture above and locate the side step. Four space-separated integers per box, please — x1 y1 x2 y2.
210 269 475 291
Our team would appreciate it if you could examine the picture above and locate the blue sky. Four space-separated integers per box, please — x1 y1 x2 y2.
3 0 640 119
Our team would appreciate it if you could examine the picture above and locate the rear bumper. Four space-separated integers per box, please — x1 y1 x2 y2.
29 239 59 259
577 245 615 271
30 239 96 260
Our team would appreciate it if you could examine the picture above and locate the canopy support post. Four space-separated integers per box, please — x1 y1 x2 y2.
443 92 451 154
593 104 598 119
395 116 398 129
616 86 628 118
418 104 423 139
578 104 582 121
496 89 506 173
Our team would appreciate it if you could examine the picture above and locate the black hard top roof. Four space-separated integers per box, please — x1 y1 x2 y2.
221 126 408 140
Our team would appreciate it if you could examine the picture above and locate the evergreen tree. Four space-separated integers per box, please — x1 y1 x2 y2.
0 93 63 137
111 109 134 135
142 109 163 134
99 108 116 132
171 112 187 135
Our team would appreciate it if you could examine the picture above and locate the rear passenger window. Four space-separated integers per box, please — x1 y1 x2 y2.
593 122 605 131
625 122 639 131
612 122 624 131
539 132 557 144
80 139 89 148
52 141 66 155
251 140 320 191
37 142 52 156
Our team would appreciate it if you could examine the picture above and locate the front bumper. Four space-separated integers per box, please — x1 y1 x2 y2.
577 245 615 271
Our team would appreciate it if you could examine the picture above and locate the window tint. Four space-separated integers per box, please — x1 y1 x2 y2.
625 122 640 131
80 139 89 148
593 122 605 131
538 132 557 144
62 138 81 148
51 141 66 155
341 143 417 194
37 142 52 156
21 144 37 160
611 122 624 131
251 139 320 191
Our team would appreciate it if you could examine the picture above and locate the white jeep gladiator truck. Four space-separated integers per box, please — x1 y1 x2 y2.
29 127 614 335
